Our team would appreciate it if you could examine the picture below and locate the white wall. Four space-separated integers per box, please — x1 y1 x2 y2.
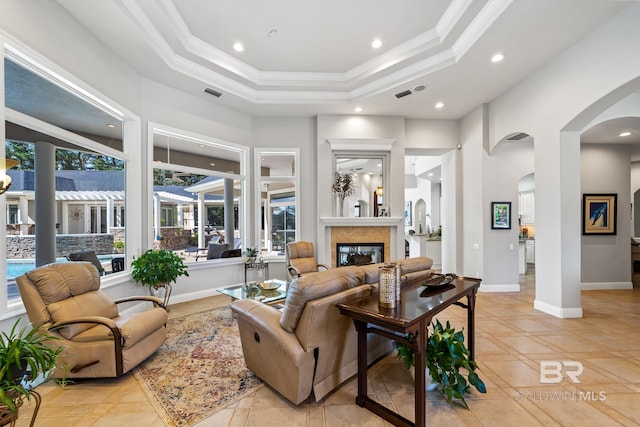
405 119 458 149
482 140 535 290
580 144 632 288
483 4 640 316
460 106 485 280
252 117 316 242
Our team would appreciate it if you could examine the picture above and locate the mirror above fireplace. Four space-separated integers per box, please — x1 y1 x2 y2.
333 152 388 218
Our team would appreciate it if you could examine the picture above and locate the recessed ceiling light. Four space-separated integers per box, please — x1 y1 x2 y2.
414 85 426 92
620 131 631 137
371 38 382 49
106 123 116 128
233 42 244 52
435 102 444 109
428 173 434 177
491 53 506 63
210 162 216 166
354 106 362 113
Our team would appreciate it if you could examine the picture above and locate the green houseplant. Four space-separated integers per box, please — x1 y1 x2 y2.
113 240 125 254
0 319 62 420
243 247 259 263
131 249 189 307
396 320 486 409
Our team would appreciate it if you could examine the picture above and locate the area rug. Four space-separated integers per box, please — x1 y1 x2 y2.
133 306 263 426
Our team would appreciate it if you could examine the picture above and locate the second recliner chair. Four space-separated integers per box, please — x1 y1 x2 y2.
285 241 329 280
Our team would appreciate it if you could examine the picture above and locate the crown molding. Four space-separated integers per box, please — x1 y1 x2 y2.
119 0 509 104
327 138 396 151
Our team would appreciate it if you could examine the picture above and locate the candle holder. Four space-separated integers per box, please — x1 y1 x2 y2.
379 264 398 308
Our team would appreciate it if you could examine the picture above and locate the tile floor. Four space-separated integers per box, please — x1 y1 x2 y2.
12 272 640 426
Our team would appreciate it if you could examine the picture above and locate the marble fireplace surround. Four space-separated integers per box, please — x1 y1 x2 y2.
319 217 404 268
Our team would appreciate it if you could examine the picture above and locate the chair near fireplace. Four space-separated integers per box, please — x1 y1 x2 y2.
286 241 329 279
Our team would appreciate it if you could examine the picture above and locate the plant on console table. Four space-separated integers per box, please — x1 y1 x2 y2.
131 249 189 308
331 171 358 216
395 320 486 409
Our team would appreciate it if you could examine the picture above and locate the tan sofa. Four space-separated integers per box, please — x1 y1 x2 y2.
231 256 434 404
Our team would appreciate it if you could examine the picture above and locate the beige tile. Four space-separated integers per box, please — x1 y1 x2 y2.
245 406 309 427
323 404 388 426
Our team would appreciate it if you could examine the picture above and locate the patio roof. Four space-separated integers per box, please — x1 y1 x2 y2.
56 191 124 201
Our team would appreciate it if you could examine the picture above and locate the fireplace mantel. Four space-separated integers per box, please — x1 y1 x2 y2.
318 217 404 266
320 217 404 227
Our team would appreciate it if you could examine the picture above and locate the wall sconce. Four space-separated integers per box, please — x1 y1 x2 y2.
0 158 19 195
375 175 383 197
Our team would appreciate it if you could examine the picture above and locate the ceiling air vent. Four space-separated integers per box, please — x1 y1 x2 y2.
395 89 412 99
204 87 223 98
507 132 529 140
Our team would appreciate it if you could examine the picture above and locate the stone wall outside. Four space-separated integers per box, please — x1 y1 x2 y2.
7 234 115 259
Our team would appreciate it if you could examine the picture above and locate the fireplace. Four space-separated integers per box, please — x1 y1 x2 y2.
336 243 384 267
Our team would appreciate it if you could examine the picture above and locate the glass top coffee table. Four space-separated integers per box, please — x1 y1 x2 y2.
217 279 289 305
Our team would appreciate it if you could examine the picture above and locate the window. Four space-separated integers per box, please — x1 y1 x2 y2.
150 124 247 260
2 40 140 314
254 149 299 255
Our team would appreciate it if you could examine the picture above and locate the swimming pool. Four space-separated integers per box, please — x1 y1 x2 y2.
6 256 119 300
6 255 118 279
6 258 69 279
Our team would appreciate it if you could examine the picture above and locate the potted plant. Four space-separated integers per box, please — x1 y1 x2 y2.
243 247 259 264
131 249 189 307
0 319 62 422
395 320 486 409
113 240 125 254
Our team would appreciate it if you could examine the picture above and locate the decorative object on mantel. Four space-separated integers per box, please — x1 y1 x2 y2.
331 171 358 216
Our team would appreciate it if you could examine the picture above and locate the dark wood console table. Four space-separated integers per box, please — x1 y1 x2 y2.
337 276 481 427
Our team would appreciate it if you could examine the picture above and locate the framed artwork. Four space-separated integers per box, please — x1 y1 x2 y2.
491 202 511 229
405 201 412 226
583 193 617 235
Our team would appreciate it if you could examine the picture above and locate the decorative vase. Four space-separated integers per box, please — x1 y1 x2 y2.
378 264 398 308
149 283 172 309
338 198 345 217
409 366 439 392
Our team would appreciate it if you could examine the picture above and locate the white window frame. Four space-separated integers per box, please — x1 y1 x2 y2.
254 148 299 256
0 34 141 318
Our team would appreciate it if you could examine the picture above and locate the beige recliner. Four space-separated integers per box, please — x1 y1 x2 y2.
286 241 329 279
231 266 393 404
16 262 168 378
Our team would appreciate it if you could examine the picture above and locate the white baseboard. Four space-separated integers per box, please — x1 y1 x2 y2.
170 288 222 305
534 299 583 318
581 281 633 291
479 283 520 292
